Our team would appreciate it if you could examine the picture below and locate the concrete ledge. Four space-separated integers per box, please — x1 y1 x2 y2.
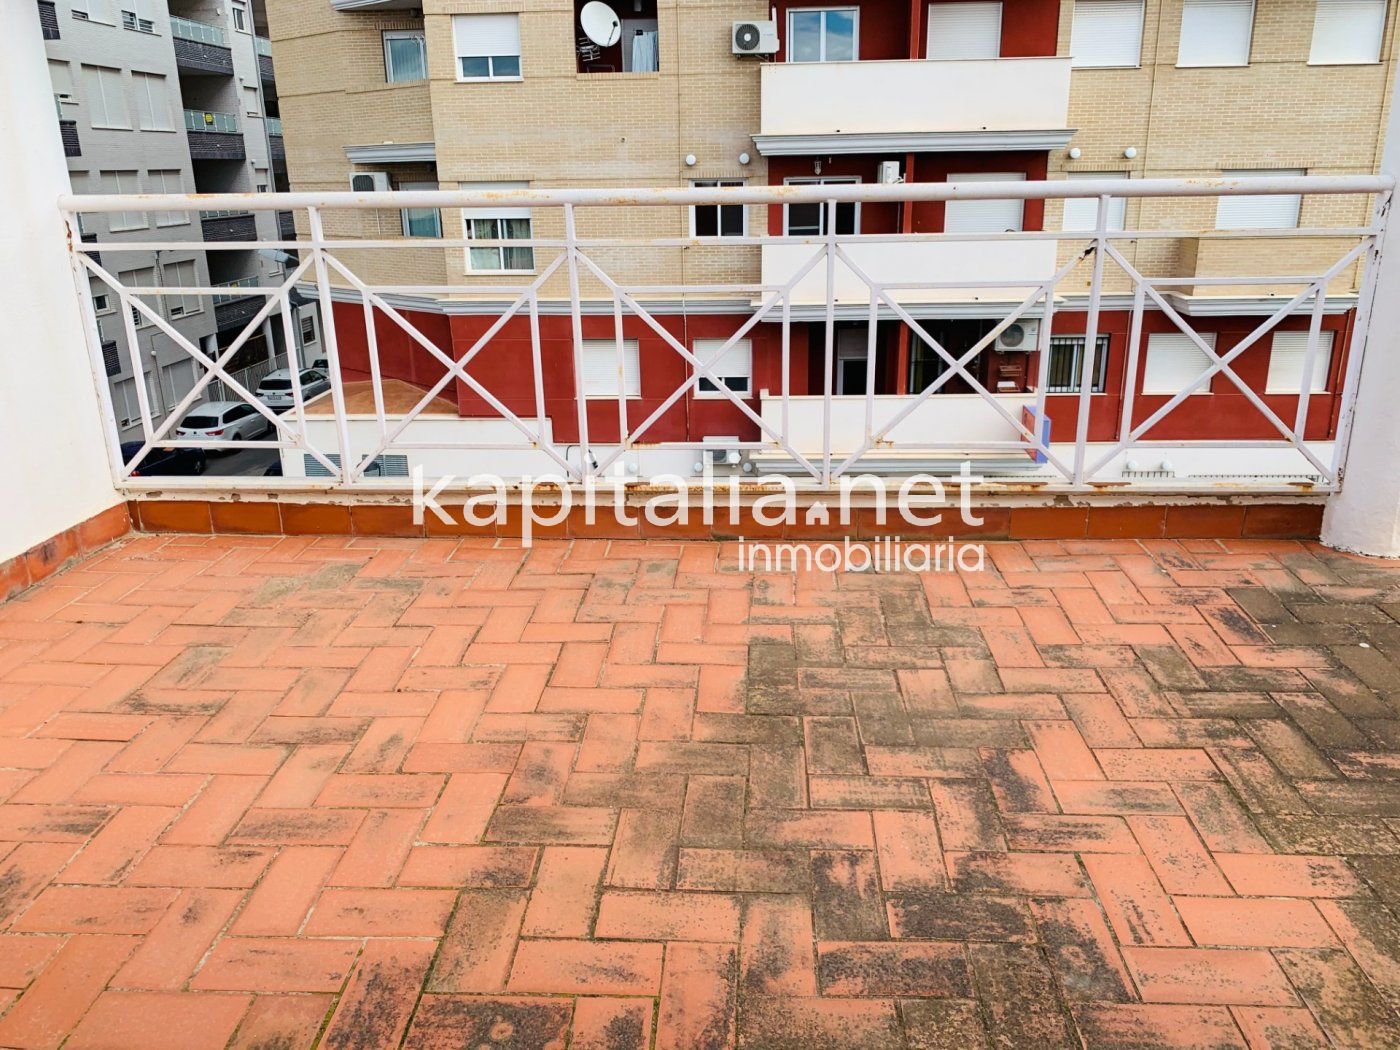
123 500 1325 542
0 504 131 602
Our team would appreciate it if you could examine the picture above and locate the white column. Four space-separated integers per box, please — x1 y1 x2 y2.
1322 73 1400 557
0 5 120 564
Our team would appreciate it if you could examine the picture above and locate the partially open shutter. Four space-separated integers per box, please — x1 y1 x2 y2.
926 2 1002 59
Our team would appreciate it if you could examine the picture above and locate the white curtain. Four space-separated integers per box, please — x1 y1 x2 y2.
630 30 658 72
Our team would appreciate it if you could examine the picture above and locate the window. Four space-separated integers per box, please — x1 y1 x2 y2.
1143 332 1216 395
82 65 129 129
1178 0 1254 67
926 2 1002 59
101 171 145 231
462 181 533 271
580 339 641 398
384 30 427 82
50 61 76 109
120 8 154 32
74 0 116 25
1216 169 1304 230
1070 0 1144 67
944 172 1025 234
787 8 858 62
131 72 172 130
1046 334 1110 393
146 170 187 226
400 181 442 238
784 177 859 236
300 313 318 345
691 180 746 238
1061 172 1129 232
231 1 248 32
1311 0 1386 64
453 14 522 80
161 260 200 318
1267 330 1334 393
119 266 157 327
92 292 113 314
694 339 752 397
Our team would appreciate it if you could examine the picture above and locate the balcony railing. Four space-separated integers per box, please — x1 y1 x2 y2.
170 15 226 46
211 276 262 305
184 109 239 133
254 35 272 56
60 178 1390 493
266 117 283 136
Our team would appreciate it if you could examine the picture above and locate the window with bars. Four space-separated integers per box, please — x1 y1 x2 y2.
1045 334 1110 393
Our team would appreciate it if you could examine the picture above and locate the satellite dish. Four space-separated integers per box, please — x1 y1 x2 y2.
580 1 621 47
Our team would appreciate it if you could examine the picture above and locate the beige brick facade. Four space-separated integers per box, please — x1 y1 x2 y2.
266 0 1398 304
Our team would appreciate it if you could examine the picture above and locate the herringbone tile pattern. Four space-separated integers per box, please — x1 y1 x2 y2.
0 533 1399 1048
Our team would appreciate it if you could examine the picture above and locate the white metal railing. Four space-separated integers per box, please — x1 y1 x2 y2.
170 15 226 46
59 177 1391 493
184 109 238 133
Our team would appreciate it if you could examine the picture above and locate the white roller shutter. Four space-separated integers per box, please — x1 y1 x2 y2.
452 14 520 57
1310 0 1386 64
1216 169 1303 230
1143 332 1216 395
944 172 1025 234
1178 0 1254 67
580 339 641 398
1061 172 1129 232
1267 331 1333 393
926 3 1002 59
1070 0 1144 68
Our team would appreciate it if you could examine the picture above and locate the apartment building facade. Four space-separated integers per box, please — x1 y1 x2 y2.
42 0 319 440
263 0 1397 465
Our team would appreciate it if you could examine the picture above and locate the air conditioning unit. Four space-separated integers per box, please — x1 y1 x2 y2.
349 171 391 193
994 319 1039 353
878 160 903 185
733 20 779 55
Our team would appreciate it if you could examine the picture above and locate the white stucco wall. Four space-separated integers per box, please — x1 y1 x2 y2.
0 5 120 564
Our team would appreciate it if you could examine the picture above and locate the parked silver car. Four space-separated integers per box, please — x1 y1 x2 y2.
256 368 330 410
174 400 273 446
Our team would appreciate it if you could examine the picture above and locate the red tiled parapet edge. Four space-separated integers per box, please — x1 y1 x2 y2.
0 503 131 602
124 499 1325 542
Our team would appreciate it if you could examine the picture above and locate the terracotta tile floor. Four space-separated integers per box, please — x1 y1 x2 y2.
0 533 1399 1048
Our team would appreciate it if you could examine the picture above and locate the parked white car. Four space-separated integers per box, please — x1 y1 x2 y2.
175 401 273 446
257 368 330 410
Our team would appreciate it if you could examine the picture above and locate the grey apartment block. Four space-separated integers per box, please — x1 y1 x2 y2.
42 0 308 441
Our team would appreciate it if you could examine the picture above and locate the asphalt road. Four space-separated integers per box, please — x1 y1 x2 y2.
203 448 280 477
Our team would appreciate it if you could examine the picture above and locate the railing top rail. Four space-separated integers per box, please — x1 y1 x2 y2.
58 175 1394 215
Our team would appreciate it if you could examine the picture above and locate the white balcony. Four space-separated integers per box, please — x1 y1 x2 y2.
755 57 1074 155
761 239 1060 306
